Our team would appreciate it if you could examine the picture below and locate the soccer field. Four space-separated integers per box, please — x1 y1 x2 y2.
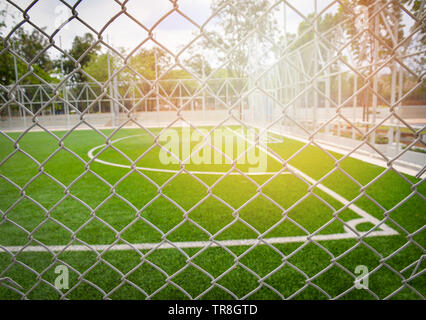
0 125 424 299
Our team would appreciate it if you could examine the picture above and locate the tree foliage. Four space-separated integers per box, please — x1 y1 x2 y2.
128 48 170 81
0 9 55 85
340 0 404 66
291 12 345 74
61 33 100 82
83 53 115 83
184 53 212 79
203 0 278 78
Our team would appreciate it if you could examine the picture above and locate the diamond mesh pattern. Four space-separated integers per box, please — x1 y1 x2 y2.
0 0 425 300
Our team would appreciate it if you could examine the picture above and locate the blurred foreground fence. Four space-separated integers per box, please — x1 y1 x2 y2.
0 0 425 300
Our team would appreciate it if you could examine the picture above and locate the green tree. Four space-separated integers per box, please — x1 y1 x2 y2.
61 33 100 82
13 28 54 72
293 12 345 74
340 0 404 66
83 53 115 82
203 0 278 78
183 53 212 79
0 15 55 85
401 0 425 76
0 9 14 85
128 48 170 80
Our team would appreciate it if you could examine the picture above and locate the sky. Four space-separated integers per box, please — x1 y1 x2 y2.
1 0 418 67
2 0 340 53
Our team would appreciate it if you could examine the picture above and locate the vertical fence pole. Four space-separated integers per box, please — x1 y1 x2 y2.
396 64 403 152
64 85 70 129
372 3 379 145
393 7 401 152
353 75 357 140
390 55 397 147
59 36 70 129
21 87 26 129
325 48 331 136
107 35 114 127
40 88 43 118
313 0 318 133
337 72 342 138
86 84 90 114
113 74 119 127
12 41 19 128
155 48 160 124
202 59 206 121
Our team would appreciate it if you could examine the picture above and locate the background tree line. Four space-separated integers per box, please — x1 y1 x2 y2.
1 1 424 105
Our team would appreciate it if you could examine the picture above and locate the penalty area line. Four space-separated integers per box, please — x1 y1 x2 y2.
225 126 399 237
1 229 397 253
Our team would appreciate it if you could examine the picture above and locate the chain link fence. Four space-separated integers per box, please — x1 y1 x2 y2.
0 0 425 299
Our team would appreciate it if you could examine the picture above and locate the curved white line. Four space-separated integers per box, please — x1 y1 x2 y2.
87 134 290 176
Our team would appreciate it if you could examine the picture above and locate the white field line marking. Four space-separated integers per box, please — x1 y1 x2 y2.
0 128 398 254
0 230 399 253
87 134 291 176
260 126 425 179
225 127 398 236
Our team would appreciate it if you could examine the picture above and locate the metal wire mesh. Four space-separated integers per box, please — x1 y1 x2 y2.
0 0 425 300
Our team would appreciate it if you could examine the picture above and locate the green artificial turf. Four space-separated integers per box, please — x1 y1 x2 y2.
0 125 424 299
